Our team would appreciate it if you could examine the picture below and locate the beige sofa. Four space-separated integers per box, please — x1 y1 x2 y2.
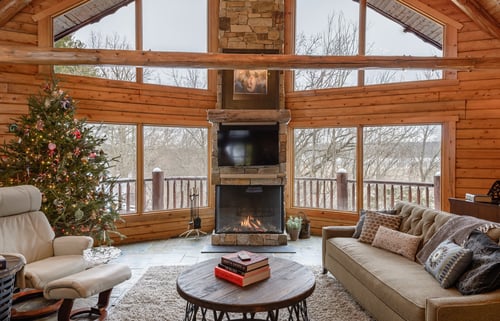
322 201 500 321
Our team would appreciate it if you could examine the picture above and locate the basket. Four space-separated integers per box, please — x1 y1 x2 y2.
0 273 16 321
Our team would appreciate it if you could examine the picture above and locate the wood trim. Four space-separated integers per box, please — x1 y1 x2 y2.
31 0 89 21
397 0 463 29
207 0 219 93
283 0 294 93
0 0 32 27
451 0 500 39
1 47 499 70
441 120 457 212
135 0 143 83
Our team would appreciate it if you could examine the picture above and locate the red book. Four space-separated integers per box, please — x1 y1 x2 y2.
220 251 269 272
214 265 270 287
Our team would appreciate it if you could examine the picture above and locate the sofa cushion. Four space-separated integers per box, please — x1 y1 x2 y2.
358 211 402 244
372 226 422 261
396 201 454 246
456 230 500 295
424 239 473 288
352 209 397 238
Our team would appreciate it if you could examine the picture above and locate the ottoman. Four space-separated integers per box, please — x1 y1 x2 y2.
43 263 131 321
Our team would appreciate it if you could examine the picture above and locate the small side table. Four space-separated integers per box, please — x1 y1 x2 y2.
0 255 24 321
83 246 122 266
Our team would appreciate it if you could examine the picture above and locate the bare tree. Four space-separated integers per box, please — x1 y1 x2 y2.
295 12 358 90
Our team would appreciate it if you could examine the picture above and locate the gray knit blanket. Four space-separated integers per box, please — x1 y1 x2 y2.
416 215 500 264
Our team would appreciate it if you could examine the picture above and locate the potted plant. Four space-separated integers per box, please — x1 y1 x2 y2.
286 216 302 241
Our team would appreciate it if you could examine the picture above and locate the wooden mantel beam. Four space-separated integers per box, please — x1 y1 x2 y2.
0 46 499 70
452 0 500 39
0 0 32 27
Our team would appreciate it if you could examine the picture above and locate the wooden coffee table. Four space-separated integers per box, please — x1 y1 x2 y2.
176 257 315 321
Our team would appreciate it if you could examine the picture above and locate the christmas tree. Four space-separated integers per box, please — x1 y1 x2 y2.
0 79 122 244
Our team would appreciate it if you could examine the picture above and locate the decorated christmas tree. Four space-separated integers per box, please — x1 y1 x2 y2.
0 79 122 244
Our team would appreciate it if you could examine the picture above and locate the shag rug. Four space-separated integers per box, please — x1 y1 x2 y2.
107 265 375 321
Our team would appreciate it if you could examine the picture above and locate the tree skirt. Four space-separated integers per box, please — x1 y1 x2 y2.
107 265 374 321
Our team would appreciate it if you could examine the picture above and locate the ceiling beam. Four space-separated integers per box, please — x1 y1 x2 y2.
0 46 499 70
0 0 32 27
452 0 500 39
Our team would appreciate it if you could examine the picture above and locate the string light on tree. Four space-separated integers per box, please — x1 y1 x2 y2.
0 79 123 244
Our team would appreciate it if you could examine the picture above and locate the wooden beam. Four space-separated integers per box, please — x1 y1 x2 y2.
0 46 499 70
0 0 32 27
452 0 500 39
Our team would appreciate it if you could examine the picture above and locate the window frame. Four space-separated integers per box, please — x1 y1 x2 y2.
287 117 456 215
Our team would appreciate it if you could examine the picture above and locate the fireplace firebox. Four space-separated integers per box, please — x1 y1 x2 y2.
215 185 284 234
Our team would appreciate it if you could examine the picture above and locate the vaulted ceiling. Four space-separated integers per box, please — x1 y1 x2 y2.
0 0 499 43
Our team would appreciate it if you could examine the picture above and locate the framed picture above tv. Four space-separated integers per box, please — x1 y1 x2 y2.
222 49 279 110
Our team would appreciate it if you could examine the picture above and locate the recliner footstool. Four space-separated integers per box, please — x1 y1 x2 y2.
43 263 131 321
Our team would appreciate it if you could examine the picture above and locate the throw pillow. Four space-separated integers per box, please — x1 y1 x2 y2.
358 211 402 244
352 209 397 238
424 239 473 288
372 225 422 261
456 230 500 295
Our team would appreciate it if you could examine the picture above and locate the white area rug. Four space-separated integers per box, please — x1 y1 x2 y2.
107 265 375 321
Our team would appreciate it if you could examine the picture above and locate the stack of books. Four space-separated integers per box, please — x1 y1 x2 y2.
214 250 270 287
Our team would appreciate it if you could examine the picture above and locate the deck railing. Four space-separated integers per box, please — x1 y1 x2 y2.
294 172 440 211
113 172 440 214
114 175 208 214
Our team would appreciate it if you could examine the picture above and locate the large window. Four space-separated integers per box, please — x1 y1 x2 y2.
143 126 208 212
293 124 441 212
294 0 443 90
53 1 208 88
92 124 209 215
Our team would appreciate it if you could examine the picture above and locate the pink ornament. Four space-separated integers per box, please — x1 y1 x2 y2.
48 142 56 156
73 129 81 139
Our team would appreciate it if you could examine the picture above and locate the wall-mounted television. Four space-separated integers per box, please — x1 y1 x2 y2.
217 123 279 166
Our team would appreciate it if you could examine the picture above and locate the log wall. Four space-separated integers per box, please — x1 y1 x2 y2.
1 0 500 243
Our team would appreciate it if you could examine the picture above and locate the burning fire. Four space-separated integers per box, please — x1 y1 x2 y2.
240 215 265 231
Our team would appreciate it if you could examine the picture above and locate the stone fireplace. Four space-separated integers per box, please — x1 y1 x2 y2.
210 0 288 246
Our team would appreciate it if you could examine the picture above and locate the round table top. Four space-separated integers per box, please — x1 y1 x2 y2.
176 256 315 314
0 254 24 279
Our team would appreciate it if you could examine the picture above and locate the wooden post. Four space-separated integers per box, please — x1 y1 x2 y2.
152 168 164 210
434 174 441 210
337 170 348 210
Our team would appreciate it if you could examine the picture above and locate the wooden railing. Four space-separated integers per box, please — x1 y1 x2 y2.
114 175 208 214
294 173 440 211
113 172 440 214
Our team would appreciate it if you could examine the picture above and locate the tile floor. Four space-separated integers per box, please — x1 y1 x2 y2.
19 234 322 320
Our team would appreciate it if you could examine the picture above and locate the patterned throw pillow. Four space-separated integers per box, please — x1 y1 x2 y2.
358 211 402 244
424 240 473 289
372 226 422 261
352 209 397 238
456 230 500 295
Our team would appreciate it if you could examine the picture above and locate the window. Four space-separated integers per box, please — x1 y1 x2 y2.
293 128 357 210
143 126 208 212
292 124 441 212
294 0 443 90
91 123 138 214
53 1 208 88
91 124 209 215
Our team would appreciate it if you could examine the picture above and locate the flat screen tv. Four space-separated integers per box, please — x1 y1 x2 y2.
217 123 279 166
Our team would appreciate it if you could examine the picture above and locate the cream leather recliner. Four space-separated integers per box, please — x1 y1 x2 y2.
0 185 93 317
